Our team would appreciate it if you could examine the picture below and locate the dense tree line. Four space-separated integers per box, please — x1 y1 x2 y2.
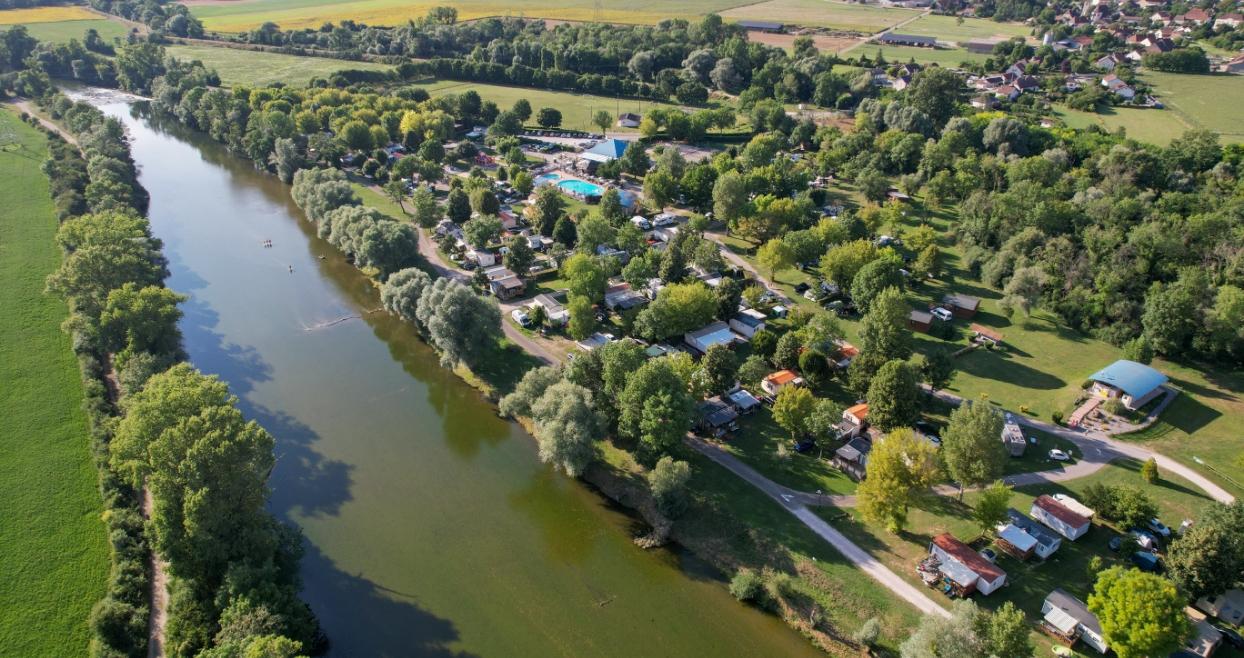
2 27 178 97
86 0 206 41
31 85 321 657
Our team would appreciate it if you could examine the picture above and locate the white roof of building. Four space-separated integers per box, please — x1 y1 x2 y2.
999 524 1039 552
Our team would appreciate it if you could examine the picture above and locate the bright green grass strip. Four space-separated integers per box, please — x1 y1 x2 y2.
0 108 110 658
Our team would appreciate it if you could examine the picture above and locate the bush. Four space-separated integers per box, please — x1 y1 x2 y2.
1141 457 1160 484
648 456 692 518
1103 398 1126 416
730 570 764 602
854 617 882 647
1051 410 1064 425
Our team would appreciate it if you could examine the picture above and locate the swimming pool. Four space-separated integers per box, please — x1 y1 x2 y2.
558 179 604 197
535 173 561 184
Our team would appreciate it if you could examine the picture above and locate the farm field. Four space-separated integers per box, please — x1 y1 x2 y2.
164 44 393 87
0 108 110 657
1139 70 1244 138
850 43 991 66
896 13 1033 43
189 0 759 32
0 6 98 24
1094 105 1190 146
13 19 131 44
721 0 915 32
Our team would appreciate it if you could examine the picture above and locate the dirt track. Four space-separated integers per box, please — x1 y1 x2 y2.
747 31 862 54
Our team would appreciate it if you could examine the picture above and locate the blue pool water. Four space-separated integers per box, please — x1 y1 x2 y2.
535 173 561 183
558 179 604 197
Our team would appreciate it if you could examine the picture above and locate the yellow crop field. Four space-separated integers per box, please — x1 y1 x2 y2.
212 4 691 31
0 6 99 25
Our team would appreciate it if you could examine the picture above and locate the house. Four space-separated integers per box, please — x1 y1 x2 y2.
1002 415 1026 456
909 310 934 333
971 94 1001 109
761 369 805 395
484 266 526 299
616 112 642 128
1217 13 1244 27
736 19 783 31
877 33 937 47
1175 609 1224 658
728 309 768 338
1224 54 1244 73
1095 54 1119 70
529 292 569 325
970 324 1003 346
728 389 762 415
830 342 859 369
1102 73 1127 89
1197 589 1244 627
839 403 869 439
684 321 744 354
466 249 496 267
995 523 1039 561
576 332 615 352
1052 493 1096 519
968 38 1004 54
498 210 520 231
1041 589 1108 654
698 396 740 434
1002 508 1062 559
929 533 1008 596
892 75 912 91
1086 360 1169 410
577 139 629 170
833 438 872 480
604 283 647 311
1031 495 1091 540
943 294 980 318
1015 75 1041 92
1177 8 1212 24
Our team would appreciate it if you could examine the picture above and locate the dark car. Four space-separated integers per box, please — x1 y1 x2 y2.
1215 626 1243 648
793 438 815 453
794 282 811 294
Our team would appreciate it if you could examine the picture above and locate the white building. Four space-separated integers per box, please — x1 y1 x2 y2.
1031 495 1091 540
728 309 767 338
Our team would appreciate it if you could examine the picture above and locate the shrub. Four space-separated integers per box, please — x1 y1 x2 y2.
1103 398 1126 416
854 617 882 647
1141 457 1160 484
1051 410 1064 425
730 570 764 602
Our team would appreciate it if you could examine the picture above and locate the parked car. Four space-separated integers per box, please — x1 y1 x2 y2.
794 282 811 294
925 435 942 448
1146 518 1171 537
979 548 998 563
1215 625 1243 648
794 438 816 453
510 309 531 327
1048 449 1070 461
931 307 953 322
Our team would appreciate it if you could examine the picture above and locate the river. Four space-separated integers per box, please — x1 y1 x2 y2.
106 102 822 658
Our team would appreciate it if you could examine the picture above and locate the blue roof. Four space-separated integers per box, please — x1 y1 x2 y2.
1088 360 1168 398
585 139 629 160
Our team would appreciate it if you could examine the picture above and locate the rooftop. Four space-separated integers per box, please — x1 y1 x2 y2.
764 369 801 386
1045 589 1103 635
1033 495 1090 528
1004 508 1061 548
879 33 936 45
1088 360 1169 398
736 19 784 29
845 403 869 419
943 293 981 311
932 533 1006 582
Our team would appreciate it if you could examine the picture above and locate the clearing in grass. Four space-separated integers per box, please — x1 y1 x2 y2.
1139 70 1244 138
722 0 915 33
897 14 1034 43
164 44 393 87
0 108 110 657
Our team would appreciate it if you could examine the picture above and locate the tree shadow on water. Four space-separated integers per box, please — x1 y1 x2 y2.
253 403 355 519
298 543 479 658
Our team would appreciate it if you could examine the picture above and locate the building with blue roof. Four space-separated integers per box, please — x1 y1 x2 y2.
1087 360 1168 410
577 139 630 171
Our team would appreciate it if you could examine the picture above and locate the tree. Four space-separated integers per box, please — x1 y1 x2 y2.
1089 567 1194 658
852 257 904 314
380 267 432 323
799 350 830 386
701 344 738 396
866 360 921 432
562 254 607 303
905 66 961 127
1121 336 1154 365
857 428 942 532
463 215 503 248
807 399 846 446
856 167 891 203
738 355 771 389
649 456 692 517
714 276 743 321
511 98 532 123
821 239 880 292
1141 457 1160 484
942 400 1006 500
415 278 502 368
773 386 817 437
553 217 579 251
643 170 678 210
712 171 750 225
489 110 524 137
567 294 596 341
409 185 441 229
536 107 562 129
983 116 1028 156
751 329 778 358
914 244 943 280
854 619 882 648
469 187 500 216
1001 266 1048 316
901 601 983 658
339 120 373 151
619 360 692 462
99 283 188 365
533 184 563 235
922 348 955 390
269 138 302 184
1111 485 1158 529
620 141 651 176
529 381 604 477
503 234 535 274
981 601 1033 658
1168 523 1241 600
973 480 1013 536
859 287 912 363
634 282 717 341
499 366 564 418
757 238 795 280
773 332 802 370
445 188 471 225
419 139 445 163
592 110 613 135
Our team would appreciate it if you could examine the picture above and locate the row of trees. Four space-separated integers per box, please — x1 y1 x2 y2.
34 87 321 657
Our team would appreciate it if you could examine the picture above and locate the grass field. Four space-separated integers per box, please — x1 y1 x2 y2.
165 44 393 87
721 0 915 32
190 0 759 31
0 108 110 657
850 44 991 66
1139 70 1244 138
0 6 98 24
1056 104 1198 147
12 19 131 44
896 14 1033 43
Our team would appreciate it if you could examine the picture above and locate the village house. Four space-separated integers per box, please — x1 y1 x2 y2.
971 324 1004 346
697 396 740 435
1041 589 1109 654
1217 13 1244 27
1087 359 1169 410
761 369 804 396
1000 508 1062 559
1031 495 1092 540
528 292 569 325
968 38 1004 54
616 113 642 128
684 321 744 354
1175 8 1212 24
483 266 525 300
929 533 1008 596
728 388 762 415
838 403 869 439
603 282 647 312
1052 493 1096 519
728 309 768 338
833 437 872 480
942 294 981 318
1224 54 1244 73
909 309 934 333
1095 54 1119 70
576 332 615 352
736 19 783 31
1177 608 1225 658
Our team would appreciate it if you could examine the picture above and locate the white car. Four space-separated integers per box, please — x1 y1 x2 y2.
1146 518 1171 537
1048 449 1070 461
653 213 679 227
510 309 531 327
931 307 953 322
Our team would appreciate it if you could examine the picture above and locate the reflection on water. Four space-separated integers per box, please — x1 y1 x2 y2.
111 101 823 658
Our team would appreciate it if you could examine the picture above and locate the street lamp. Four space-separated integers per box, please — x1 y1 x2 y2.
817 489 823 506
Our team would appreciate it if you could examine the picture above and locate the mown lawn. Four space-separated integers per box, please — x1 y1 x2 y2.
164 44 393 87
897 14 1035 43
13 18 131 44
722 0 915 33
1138 70 1244 139
848 44 992 67
0 108 110 657
818 459 1221 657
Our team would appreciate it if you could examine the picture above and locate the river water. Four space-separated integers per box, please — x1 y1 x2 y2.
107 102 821 657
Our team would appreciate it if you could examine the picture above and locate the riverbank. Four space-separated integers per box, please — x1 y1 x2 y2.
0 107 110 657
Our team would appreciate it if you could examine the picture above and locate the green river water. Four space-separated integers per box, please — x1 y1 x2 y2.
111 103 823 657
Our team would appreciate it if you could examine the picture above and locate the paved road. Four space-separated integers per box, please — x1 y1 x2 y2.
703 230 792 305
688 437 951 618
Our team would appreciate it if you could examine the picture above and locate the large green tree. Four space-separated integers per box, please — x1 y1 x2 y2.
619 360 691 461
529 381 604 477
942 400 1006 500
866 360 921 432
859 286 912 363
1088 567 1194 658
857 428 942 532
